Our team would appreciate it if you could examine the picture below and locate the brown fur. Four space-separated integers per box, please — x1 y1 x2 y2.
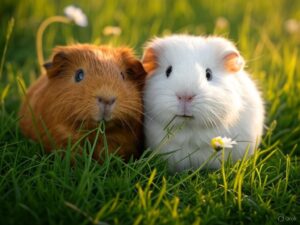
19 44 146 161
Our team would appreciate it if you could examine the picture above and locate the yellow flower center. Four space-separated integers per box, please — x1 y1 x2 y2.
211 137 224 151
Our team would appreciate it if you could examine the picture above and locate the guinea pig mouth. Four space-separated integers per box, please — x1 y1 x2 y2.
99 113 113 122
175 114 195 119
92 110 113 123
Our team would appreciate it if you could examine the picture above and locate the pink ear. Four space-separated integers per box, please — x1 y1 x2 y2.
142 47 158 75
223 51 244 73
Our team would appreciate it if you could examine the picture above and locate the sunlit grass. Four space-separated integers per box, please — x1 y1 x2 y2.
0 0 299 224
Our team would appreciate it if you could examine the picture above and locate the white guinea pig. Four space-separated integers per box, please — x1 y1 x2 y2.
142 35 264 172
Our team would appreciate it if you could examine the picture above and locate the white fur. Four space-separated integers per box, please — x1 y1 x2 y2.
143 35 264 172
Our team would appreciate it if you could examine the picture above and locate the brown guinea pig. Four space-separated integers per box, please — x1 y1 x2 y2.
19 44 146 161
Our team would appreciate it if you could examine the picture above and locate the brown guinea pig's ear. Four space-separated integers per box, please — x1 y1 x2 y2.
222 50 245 73
142 47 158 75
43 51 69 78
119 48 146 80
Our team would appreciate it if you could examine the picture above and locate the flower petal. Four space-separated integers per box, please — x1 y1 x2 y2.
211 136 237 150
64 5 88 27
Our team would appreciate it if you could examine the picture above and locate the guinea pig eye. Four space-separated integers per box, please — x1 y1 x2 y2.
75 69 84 82
166 66 172 78
206 68 213 81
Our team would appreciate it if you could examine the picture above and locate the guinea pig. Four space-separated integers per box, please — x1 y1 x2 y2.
19 44 146 161
142 35 264 172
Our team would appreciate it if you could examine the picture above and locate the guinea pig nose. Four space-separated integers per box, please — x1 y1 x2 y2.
177 94 196 103
98 96 116 106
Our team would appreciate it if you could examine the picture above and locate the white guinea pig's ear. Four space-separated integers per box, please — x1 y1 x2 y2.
222 51 245 73
142 47 158 75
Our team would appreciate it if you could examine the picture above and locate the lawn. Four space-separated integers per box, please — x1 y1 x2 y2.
0 0 300 224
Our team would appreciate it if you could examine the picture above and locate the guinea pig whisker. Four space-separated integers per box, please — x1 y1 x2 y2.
145 102 177 114
118 117 138 140
193 105 223 130
68 107 93 129
146 106 179 121
203 109 218 127
114 105 141 120
124 107 146 119
118 103 144 116
201 112 213 129
119 101 142 109
113 115 139 141
207 110 221 127
70 113 86 129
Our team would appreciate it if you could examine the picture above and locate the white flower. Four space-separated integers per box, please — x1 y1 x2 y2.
284 19 300 34
64 5 88 27
215 17 229 30
103 26 122 36
211 136 237 151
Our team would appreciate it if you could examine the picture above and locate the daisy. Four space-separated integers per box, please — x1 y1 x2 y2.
211 136 237 151
103 26 122 36
64 5 88 27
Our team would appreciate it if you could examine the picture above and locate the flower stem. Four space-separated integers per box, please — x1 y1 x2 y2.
36 16 71 74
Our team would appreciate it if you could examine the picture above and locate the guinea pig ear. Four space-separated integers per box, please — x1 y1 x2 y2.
43 62 52 70
120 48 147 80
142 47 158 75
44 51 69 78
223 51 245 73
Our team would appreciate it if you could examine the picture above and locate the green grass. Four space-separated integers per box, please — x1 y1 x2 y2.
1 0 300 224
